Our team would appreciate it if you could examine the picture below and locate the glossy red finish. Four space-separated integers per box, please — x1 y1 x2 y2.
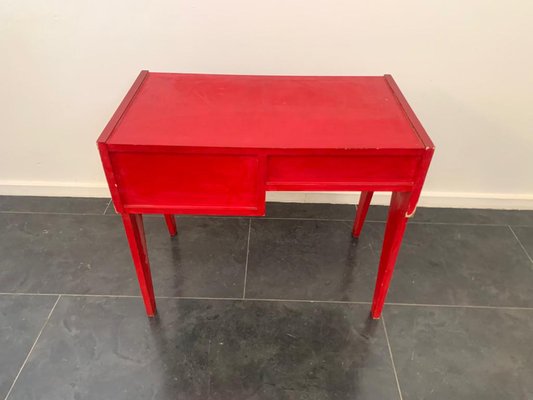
352 191 374 238
108 73 424 150
121 213 156 316
110 151 264 215
266 154 419 191
371 191 412 318
98 71 435 319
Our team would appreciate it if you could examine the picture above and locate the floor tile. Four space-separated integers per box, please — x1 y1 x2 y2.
0 196 110 214
388 224 533 307
245 219 533 307
384 305 533 400
510 226 533 263
148 216 249 298
0 294 58 399
8 296 400 400
0 214 248 298
364 205 389 221
245 219 384 302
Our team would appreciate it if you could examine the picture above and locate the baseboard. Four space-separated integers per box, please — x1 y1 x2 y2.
0 180 111 198
1 180 533 210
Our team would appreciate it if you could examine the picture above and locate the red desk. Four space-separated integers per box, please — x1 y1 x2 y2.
97 71 434 318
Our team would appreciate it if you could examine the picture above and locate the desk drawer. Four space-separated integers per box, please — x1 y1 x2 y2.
110 152 264 215
266 155 419 190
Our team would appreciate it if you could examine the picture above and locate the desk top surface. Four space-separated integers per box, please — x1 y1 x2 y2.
105 71 431 150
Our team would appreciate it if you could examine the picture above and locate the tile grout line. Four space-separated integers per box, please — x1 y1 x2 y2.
236 297 371 305
382 315 404 400
1 208 533 228
242 218 252 299
0 292 142 298
401 221 511 227
508 225 533 266
4 295 61 400
2 292 533 310
0 292 373 305
102 199 112 215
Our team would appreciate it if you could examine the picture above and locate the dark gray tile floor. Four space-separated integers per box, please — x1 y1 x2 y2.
511 226 533 264
385 306 533 399
388 224 533 307
0 214 248 297
245 219 383 302
7 297 399 400
0 295 58 399
1 195 533 400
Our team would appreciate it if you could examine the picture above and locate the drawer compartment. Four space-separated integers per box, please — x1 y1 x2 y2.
266 155 419 190
111 152 264 215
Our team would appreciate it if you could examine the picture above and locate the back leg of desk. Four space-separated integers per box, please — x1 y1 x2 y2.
352 191 373 238
164 214 177 237
122 213 157 316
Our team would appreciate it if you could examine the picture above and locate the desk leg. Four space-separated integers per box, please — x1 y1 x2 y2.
352 191 373 238
164 214 177 237
371 191 411 319
122 213 157 316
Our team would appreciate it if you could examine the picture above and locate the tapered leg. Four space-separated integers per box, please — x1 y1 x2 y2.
164 214 177 236
352 191 374 238
121 213 157 316
371 191 412 319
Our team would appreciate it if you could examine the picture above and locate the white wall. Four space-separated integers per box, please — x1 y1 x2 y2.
1 1 532 208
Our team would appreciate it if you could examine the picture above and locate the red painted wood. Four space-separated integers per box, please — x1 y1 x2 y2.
164 214 177 236
97 143 125 213
110 152 263 215
406 149 434 216
352 191 374 238
385 74 435 218
97 71 435 318
97 71 149 213
106 146 424 157
370 191 412 318
384 75 434 149
121 213 156 316
267 155 419 189
97 71 148 143
124 204 264 216
107 73 425 150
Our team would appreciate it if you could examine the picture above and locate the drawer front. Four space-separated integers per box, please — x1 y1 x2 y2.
266 155 419 190
111 152 264 215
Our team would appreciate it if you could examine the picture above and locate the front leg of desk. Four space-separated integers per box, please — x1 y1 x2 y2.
370 191 412 318
121 213 157 316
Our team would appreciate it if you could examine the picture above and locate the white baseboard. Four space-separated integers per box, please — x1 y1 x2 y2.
0 180 111 198
1 180 533 210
